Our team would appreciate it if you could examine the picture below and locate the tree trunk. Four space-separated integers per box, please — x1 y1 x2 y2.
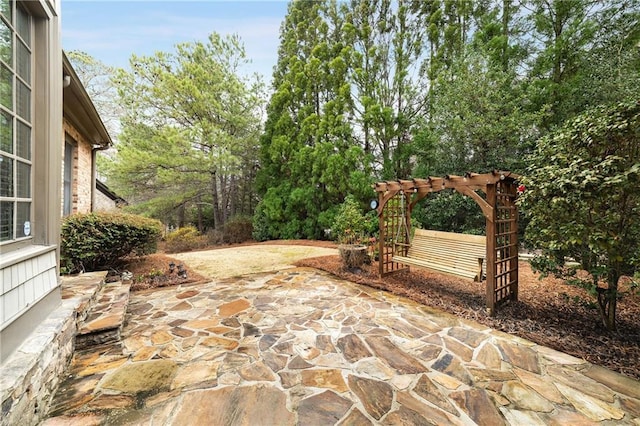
197 197 203 233
211 171 223 230
604 270 620 331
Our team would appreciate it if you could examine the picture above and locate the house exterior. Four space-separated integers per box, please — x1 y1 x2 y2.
95 179 127 211
62 52 112 216
0 0 63 362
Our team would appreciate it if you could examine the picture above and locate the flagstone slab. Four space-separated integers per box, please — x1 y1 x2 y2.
278 371 300 388
501 380 554 412
432 353 472 385
316 334 337 352
619 396 640 418
499 407 546 426
495 341 541 373
262 352 288 373
443 336 474 362
467 367 516 383
218 298 251 317
376 317 426 339
547 365 616 402
348 375 393 420
337 408 373 426
239 361 276 382
100 360 178 394
301 369 348 392
171 361 219 390
337 334 372 362
172 385 294 425
259 334 279 351
365 336 428 374
583 364 640 400
512 367 565 404
383 406 433 426
412 374 458 415
297 390 352 425
396 391 463 426
354 358 395 380
540 407 599 426
450 388 506 426
475 342 503 369
289 355 313 369
555 382 625 421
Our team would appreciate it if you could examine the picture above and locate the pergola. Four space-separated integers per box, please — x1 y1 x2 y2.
373 171 520 315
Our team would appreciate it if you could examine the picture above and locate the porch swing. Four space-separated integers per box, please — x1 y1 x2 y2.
373 171 520 315
389 189 485 281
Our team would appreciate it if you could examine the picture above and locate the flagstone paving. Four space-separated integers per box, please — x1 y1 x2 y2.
44 268 640 425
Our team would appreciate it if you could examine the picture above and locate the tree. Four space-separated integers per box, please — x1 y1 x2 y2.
520 100 640 331
107 33 264 230
255 1 371 240
67 50 123 140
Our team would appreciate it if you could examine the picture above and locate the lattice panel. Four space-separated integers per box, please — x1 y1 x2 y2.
492 181 519 308
379 192 410 276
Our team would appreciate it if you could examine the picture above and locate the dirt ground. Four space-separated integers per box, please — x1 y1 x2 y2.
123 240 640 381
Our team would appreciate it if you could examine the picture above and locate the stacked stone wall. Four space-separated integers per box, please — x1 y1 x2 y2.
0 271 107 426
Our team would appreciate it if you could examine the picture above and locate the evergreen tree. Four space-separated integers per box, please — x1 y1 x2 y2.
107 34 263 229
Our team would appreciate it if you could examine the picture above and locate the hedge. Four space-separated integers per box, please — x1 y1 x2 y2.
61 212 162 274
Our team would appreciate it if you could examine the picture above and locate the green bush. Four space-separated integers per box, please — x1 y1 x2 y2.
223 215 254 244
165 226 207 253
61 212 162 274
332 195 370 244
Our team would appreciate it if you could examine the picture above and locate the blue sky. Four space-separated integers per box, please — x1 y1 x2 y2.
61 1 289 82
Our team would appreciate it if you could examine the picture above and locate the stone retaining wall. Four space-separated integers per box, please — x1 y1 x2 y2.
0 272 105 426
0 299 78 426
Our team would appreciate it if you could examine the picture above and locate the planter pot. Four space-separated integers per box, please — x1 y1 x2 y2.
338 244 370 269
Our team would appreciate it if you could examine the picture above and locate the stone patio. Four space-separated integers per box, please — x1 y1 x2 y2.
43 268 640 425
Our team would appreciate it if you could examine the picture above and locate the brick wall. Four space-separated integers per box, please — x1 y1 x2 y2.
63 118 94 215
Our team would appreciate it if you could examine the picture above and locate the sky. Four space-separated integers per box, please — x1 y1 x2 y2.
61 1 289 83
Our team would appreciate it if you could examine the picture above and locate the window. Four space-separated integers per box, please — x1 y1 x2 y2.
0 0 31 244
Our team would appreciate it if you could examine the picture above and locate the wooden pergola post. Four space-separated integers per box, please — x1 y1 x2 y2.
373 171 520 315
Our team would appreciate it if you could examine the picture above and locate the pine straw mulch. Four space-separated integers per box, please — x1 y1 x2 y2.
295 256 640 381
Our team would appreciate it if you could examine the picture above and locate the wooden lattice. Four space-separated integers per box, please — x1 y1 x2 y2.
374 171 520 315
378 192 410 276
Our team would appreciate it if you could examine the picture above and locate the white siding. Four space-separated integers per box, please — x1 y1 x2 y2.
0 249 58 328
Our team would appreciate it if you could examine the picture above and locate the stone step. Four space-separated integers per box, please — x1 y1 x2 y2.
61 271 108 325
75 281 131 350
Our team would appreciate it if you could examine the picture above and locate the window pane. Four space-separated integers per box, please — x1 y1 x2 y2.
0 153 12 196
16 201 29 238
16 78 28 120
16 159 28 197
16 39 29 81
0 200 13 241
16 120 29 159
0 17 11 66
0 0 12 22
0 63 11 110
16 5 28 47
0 109 11 153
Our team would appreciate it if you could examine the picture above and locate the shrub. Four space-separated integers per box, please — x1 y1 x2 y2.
165 226 207 253
223 215 253 244
331 195 370 245
61 212 162 274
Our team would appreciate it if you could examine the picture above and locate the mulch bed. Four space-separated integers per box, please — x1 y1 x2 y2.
123 253 208 292
295 256 640 381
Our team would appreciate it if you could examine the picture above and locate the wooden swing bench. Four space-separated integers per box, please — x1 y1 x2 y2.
393 229 486 282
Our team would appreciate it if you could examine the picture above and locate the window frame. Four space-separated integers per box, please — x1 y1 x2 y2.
0 0 60 257
0 0 33 249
